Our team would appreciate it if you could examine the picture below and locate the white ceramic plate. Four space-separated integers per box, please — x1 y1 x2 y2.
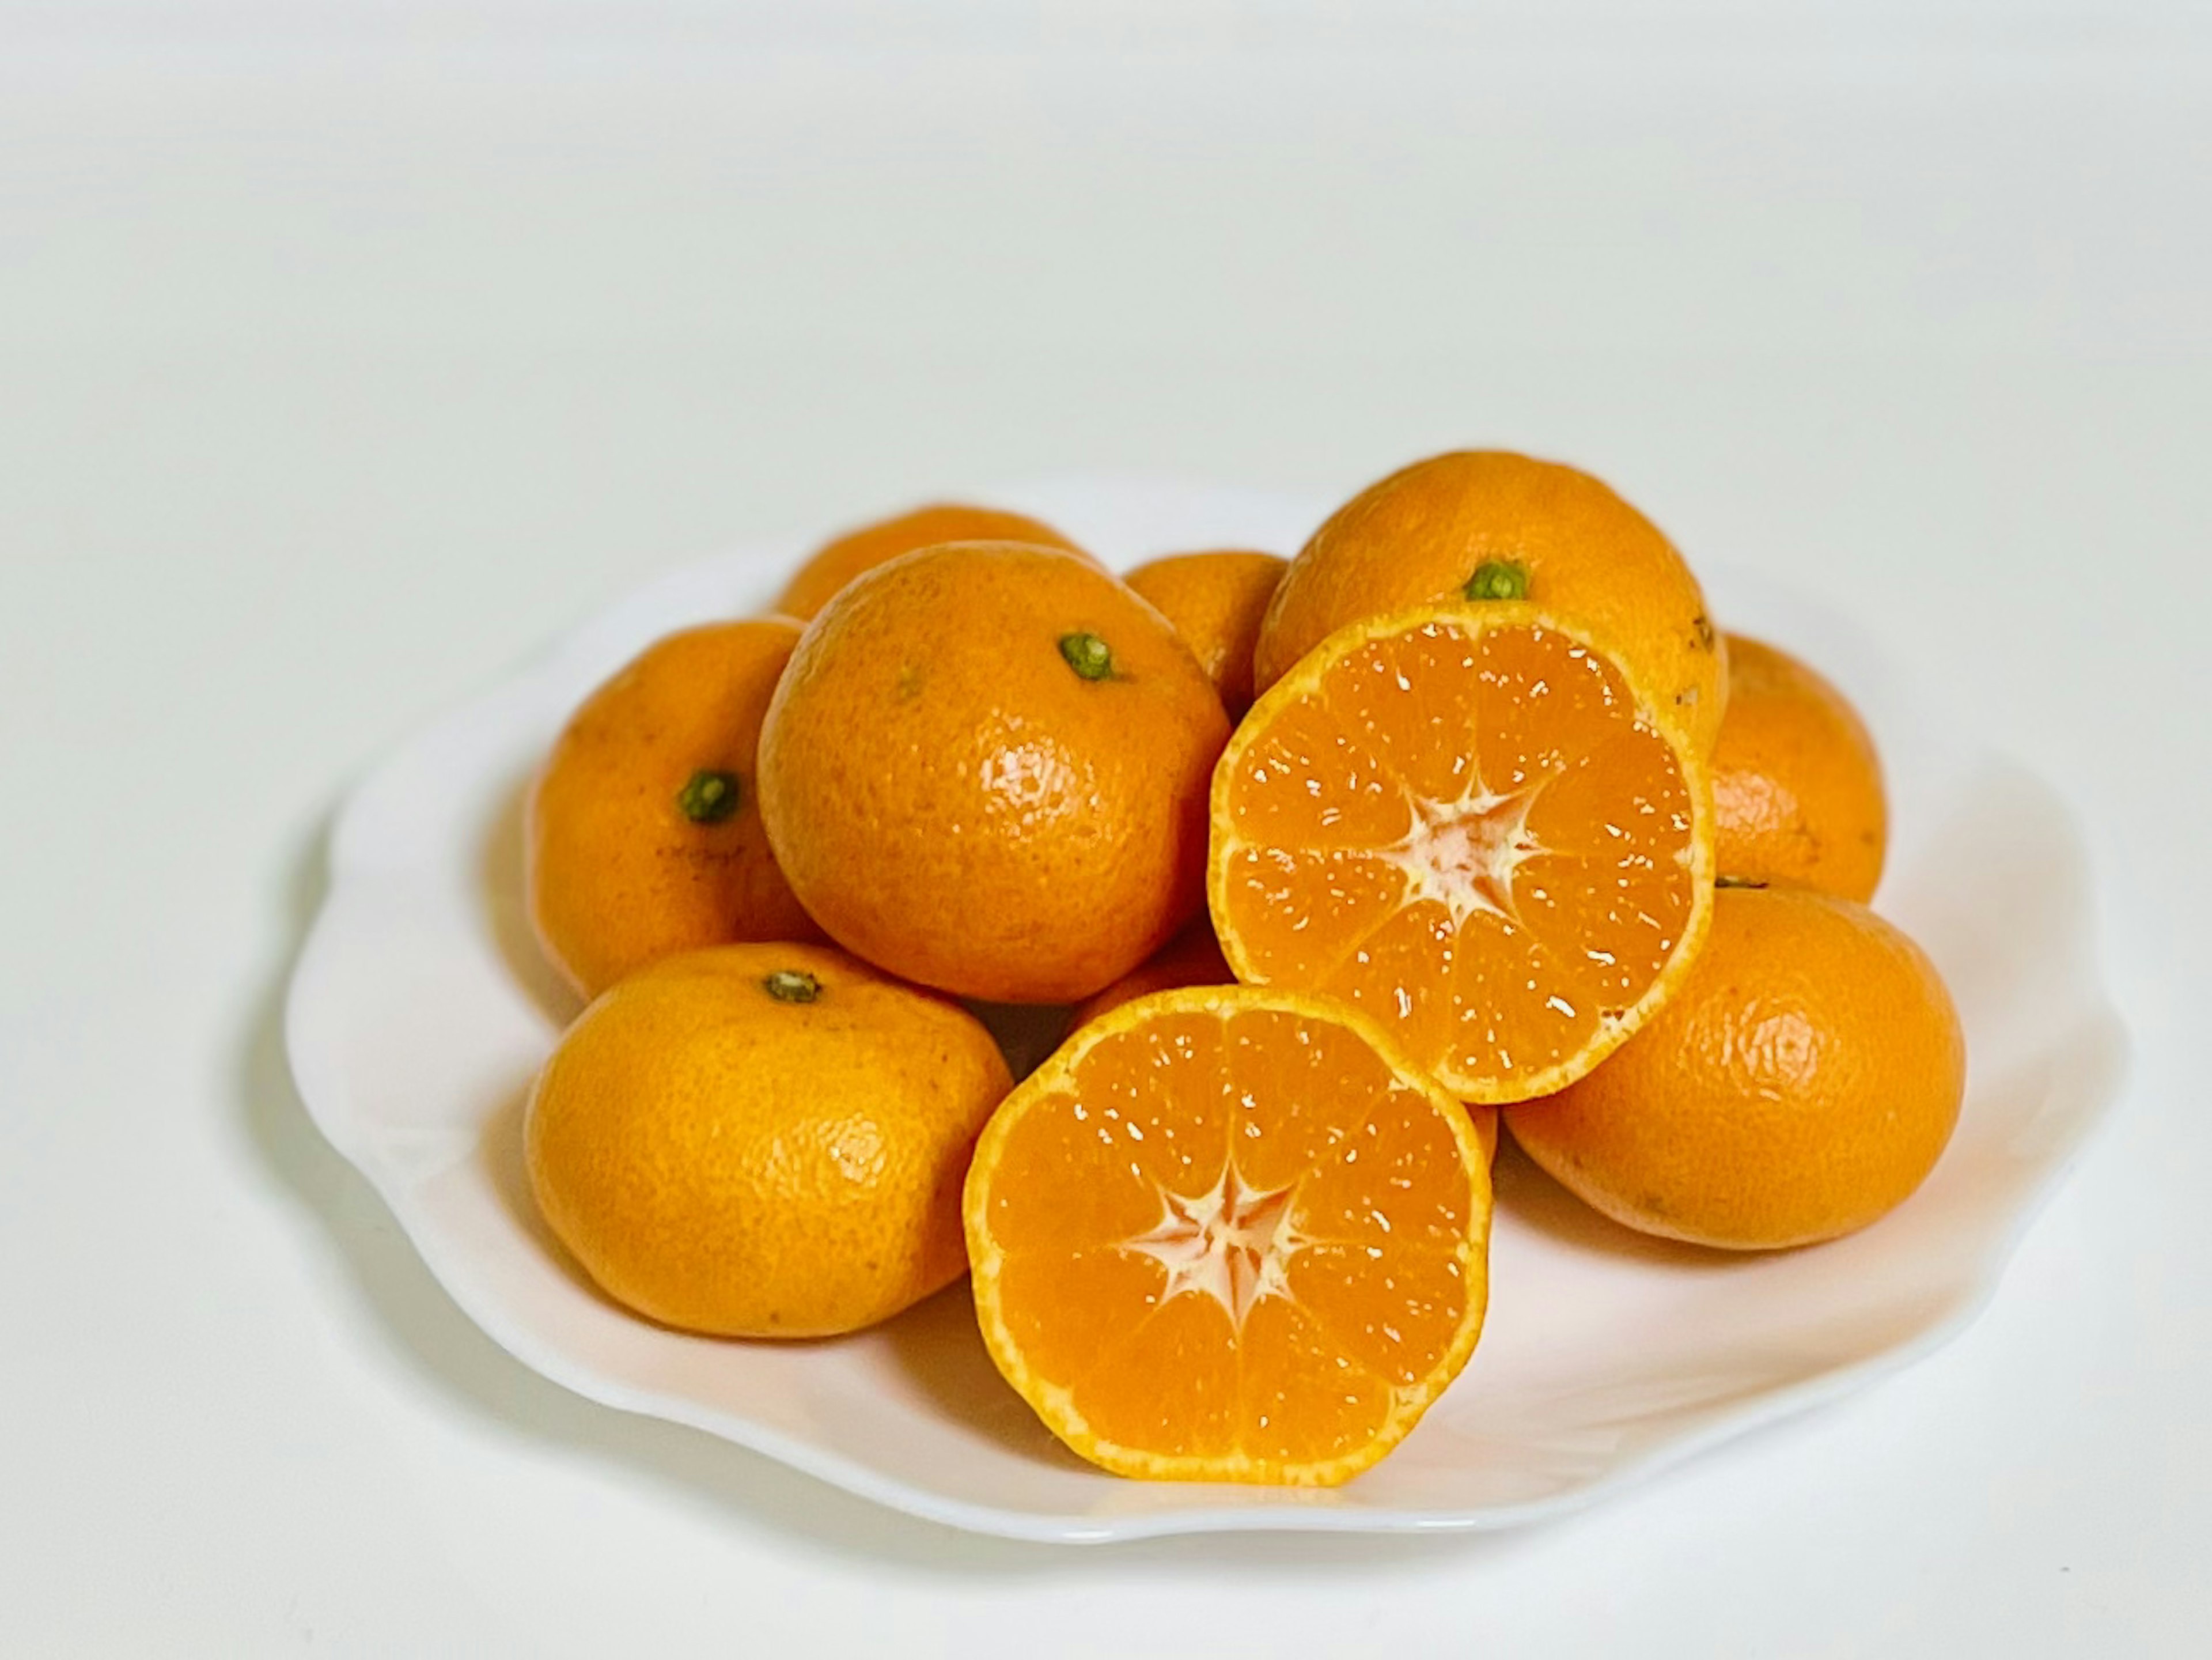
286 477 2128 1543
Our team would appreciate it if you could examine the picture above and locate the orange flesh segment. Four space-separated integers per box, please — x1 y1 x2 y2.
1214 612 1706 1101
968 993 1490 1481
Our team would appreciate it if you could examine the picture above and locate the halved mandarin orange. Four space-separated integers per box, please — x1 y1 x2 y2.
1210 603 1715 1104
964 986 1492 1486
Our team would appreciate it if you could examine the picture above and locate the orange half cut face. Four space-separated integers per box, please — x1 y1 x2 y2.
963 986 1493 1486
1209 603 1714 1103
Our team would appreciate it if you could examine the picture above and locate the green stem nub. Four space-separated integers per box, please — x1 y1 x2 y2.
1058 632 1115 681
763 970 822 1004
677 769 742 824
1464 559 1531 602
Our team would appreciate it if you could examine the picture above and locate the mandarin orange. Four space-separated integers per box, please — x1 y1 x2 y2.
775 502 1087 621
1505 886 1964 1250
527 619 823 1001
1212 602 1714 1103
1255 452 1727 753
758 543 1230 1004
964 986 1493 1484
1124 549 1288 719
1710 633 1887 901
526 942 1012 1336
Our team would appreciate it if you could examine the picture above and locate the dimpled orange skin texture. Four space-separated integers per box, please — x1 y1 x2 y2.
1710 633 1888 902
758 543 1232 1005
528 619 825 1002
1124 549 1289 719
1506 886 1964 1250
1212 602 1714 1105
525 942 1012 1337
963 986 1493 1485
774 502 1090 621
1256 451 1728 755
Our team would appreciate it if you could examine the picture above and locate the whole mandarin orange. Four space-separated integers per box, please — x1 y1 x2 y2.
1124 549 1288 719
1255 452 1727 753
1710 633 1887 902
1505 886 1964 1250
528 619 823 1001
526 941 1012 1337
775 502 1088 621
758 543 1230 1004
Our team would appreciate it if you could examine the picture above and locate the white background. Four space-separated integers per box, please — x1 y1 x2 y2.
3 3 2209 1654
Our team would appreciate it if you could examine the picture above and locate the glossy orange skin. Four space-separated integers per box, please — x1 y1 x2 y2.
1124 549 1289 719
528 619 824 1001
1505 887 1964 1250
775 502 1088 621
526 943 1013 1337
1710 633 1887 902
759 543 1232 1004
1256 452 1728 753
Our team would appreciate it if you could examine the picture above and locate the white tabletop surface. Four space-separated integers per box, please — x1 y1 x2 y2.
5 6 2209 1654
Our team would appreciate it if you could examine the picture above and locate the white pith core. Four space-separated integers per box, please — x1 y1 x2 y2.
1124 1160 1312 1329
1380 784 1547 929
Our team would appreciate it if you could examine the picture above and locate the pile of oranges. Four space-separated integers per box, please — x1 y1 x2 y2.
521 452 1966 1487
